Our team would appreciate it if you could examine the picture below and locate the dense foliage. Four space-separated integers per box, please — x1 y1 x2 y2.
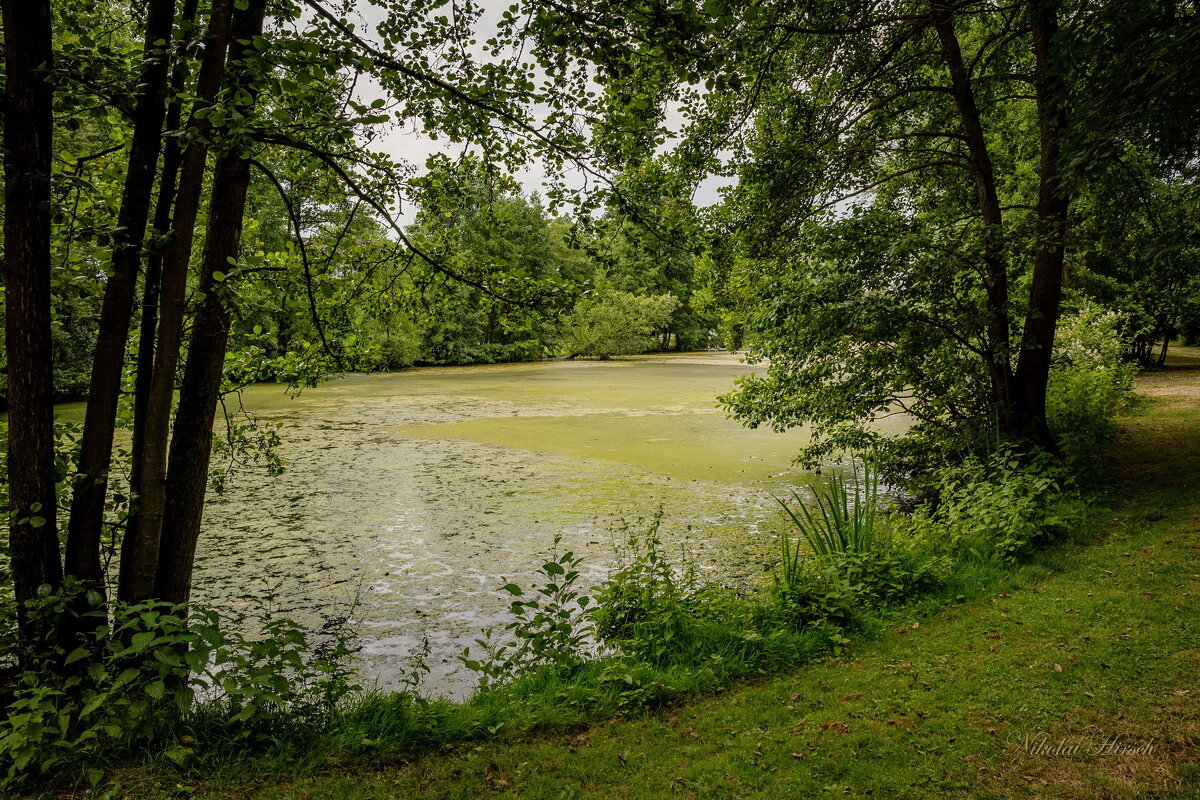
0 0 1196 792
512 0 1200 476
0 0 712 671
1 135 704 406
0 375 1116 789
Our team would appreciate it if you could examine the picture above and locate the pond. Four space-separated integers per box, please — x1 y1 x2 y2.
76 352 901 696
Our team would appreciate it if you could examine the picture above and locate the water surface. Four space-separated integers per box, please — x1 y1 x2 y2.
88 353 898 695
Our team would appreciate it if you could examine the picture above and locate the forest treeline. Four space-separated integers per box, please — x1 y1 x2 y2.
2 0 1197 655
31 149 714 404
1 0 1199 790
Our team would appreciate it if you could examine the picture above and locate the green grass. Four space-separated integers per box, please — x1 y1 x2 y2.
109 351 1200 800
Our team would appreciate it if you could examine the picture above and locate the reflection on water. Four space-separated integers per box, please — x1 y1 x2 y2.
76 353 902 697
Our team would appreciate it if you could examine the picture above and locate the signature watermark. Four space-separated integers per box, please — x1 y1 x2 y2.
1009 731 1157 757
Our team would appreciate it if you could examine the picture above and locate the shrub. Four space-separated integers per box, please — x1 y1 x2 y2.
775 463 878 559
460 537 595 687
771 463 940 614
557 289 679 359
1047 301 1138 456
825 548 943 605
0 588 359 790
371 316 423 369
762 568 861 631
591 522 723 666
928 446 1087 561
0 592 195 788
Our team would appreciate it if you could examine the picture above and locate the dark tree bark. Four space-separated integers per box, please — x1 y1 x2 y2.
120 0 235 602
930 1 1016 434
64 0 178 599
155 0 268 604
123 0 202 602
3 0 63 640
1013 0 1071 448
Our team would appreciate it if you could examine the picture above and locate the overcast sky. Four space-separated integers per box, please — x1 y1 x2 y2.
334 0 732 225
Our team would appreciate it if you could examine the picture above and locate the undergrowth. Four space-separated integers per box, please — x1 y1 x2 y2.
0 330 1135 794
1 442 1101 795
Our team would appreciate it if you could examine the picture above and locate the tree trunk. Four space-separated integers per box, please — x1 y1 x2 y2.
3 0 63 643
1013 0 1071 449
155 0 268 604
120 0 235 603
64 0 178 602
930 2 1016 435
125 0 202 601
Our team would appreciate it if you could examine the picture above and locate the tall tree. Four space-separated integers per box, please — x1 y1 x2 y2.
120 0 235 603
518 0 1199 465
155 0 269 604
2 0 62 638
125 0 203 578
64 0 178 599
1011 0 1072 446
2 0 655 658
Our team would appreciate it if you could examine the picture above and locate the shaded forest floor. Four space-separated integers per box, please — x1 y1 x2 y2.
124 349 1200 800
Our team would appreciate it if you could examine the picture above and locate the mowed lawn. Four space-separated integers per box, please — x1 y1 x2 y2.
128 349 1200 800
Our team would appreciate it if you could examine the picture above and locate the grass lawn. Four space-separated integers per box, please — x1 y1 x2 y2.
122 349 1200 800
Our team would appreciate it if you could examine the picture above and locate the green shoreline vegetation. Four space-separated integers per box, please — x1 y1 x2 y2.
218 351 1200 800
4 340 1189 799
2 1 1198 799
101 352 1200 800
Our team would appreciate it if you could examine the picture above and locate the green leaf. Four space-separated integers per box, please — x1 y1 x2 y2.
131 630 156 652
165 746 192 765
113 667 140 687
